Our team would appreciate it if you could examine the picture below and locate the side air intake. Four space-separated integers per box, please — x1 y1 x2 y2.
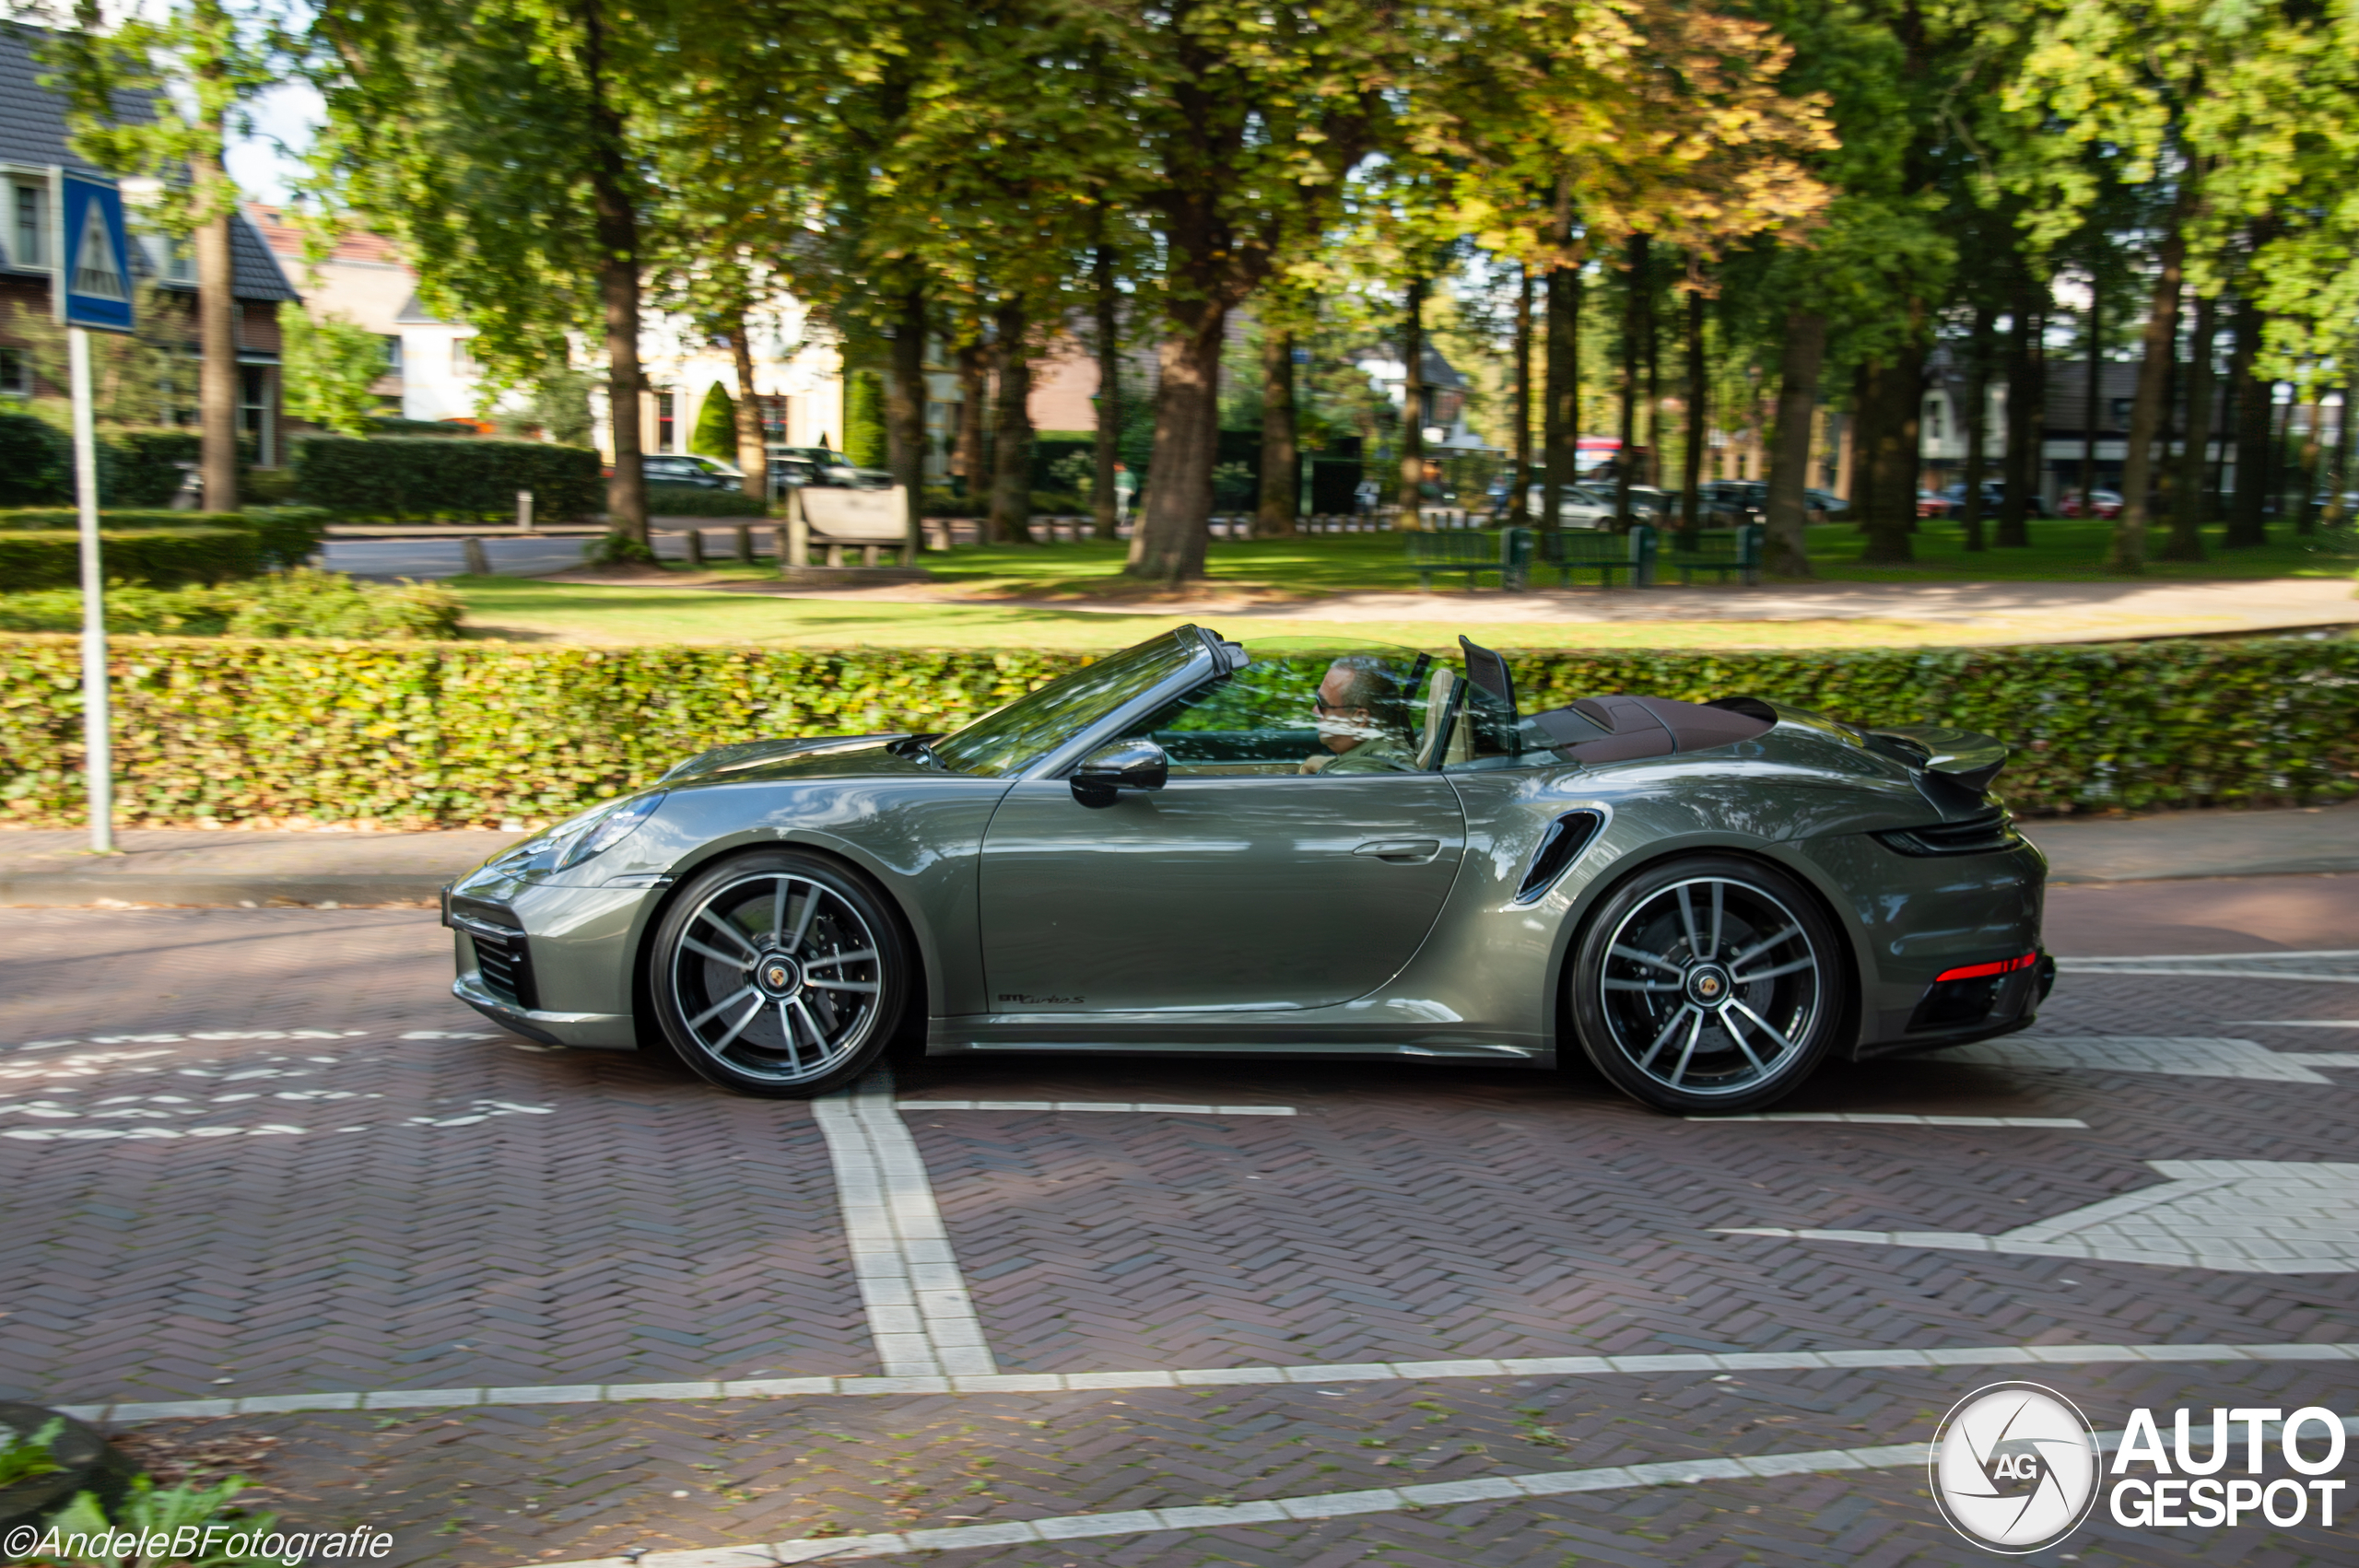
1516 811 1605 903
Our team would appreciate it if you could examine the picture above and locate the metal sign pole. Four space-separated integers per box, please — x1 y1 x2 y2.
69 325 114 854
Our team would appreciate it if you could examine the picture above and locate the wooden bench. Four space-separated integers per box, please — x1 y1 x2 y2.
1521 525 1655 589
1406 528 1516 591
791 486 912 568
1663 523 1763 585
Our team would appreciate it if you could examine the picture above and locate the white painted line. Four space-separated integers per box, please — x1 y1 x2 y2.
2283 1054 2359 1069
512 1422 2359 1568
2060 967 2359 984
1691 1113 2087 1127
1941 1036 2337 1082
1722 1160 2359 1274
2066 949 2359 962
812 1071 996 1379
899 1100 1297 1116
53 1340 2359 1425
2224 1020 2359 1028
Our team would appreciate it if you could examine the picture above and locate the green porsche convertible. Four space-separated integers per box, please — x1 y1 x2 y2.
441 626 2050 1114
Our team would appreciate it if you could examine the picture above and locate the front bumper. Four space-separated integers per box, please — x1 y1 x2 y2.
451 970 636 1049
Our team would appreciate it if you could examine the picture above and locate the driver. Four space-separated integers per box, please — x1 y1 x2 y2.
1301 656 1417 774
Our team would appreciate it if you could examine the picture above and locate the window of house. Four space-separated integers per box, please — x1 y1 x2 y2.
656 391 675 451
0 346 28 396
381 335 403 373
13 183 44 270
1924 397 1946 440
758 394 789 441
240 365 274 466
451 337 477 376
138 231 194 283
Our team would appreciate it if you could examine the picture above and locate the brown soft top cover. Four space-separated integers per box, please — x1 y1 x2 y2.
1526 695 1774 765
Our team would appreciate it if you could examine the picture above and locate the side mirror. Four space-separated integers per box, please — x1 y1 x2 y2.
1071 738 1168 807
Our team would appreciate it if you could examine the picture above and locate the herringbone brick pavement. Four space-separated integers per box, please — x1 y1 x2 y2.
0 911 873 1404
121 1359 2358 1564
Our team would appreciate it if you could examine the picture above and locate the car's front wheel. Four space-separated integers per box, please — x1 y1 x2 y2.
649 850 909 1097
1568 855 1844 1114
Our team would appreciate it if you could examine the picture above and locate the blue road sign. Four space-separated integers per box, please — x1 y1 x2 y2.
57 172 134 335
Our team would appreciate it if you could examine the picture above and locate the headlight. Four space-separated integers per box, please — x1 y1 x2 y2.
501 791 666 874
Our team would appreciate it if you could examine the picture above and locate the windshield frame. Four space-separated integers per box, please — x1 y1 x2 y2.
926 627 1214 779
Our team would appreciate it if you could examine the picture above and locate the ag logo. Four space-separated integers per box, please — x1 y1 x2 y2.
1930 1382 2101 1553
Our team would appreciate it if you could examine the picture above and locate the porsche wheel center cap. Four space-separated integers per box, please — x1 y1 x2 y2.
1686 965 1731 1005
757 954 804 998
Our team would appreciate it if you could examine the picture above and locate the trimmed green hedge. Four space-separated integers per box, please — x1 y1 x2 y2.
0 529 261 591
647 483 769 518
0 509 327 570
1 635 2353 826
0 570 462 639
292 436 602 521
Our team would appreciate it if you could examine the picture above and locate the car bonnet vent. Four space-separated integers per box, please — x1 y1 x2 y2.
1516 810 1605 903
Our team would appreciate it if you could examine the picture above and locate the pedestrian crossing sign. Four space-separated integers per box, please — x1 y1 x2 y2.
56 171 134 334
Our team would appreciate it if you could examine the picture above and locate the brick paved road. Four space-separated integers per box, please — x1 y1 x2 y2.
4 890 2356 1565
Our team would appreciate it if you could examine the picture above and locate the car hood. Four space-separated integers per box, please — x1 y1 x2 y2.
657 733 934 787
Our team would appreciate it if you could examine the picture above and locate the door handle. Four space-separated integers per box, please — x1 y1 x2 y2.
1354 838 1442 864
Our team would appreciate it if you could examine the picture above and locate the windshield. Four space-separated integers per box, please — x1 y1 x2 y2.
928 629 1204 777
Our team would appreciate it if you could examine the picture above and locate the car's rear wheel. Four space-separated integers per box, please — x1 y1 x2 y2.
650 849 908 1097
1568 855 1843 1114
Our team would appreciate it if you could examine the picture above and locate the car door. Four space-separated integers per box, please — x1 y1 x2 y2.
976 648 1467 1014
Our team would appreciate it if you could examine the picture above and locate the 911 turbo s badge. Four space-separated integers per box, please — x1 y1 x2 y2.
1000 993 1085 1006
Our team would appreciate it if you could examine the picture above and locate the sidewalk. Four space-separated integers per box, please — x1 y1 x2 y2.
1 801 2352 907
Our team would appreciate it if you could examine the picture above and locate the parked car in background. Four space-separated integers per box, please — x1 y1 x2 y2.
640 454 745 488
1696 480 1767 526
1803 487 1847 521
2059 489 2123 520
1939 481 2051 519
1521 484 1673 528
1915 490 1955 519
768 448 891 492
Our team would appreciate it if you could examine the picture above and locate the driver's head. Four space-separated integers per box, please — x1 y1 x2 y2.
1316 656 1401 755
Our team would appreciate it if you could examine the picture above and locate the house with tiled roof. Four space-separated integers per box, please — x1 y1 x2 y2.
0 21 300 462
244 202 408 415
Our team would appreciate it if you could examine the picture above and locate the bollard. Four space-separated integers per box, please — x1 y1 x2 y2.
515 488 534 532
462 536 491 575
772 524 792 571
734 524 754 564
682 527 704 568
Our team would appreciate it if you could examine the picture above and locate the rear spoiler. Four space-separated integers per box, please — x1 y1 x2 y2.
1862 725 2009 793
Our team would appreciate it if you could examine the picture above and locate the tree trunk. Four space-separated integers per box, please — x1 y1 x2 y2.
1642 263 1661 486
2079 289 2100 520
2330 370 2356 529
581 0 646 544
2111 218 2185 572
1679 283 1706 534
1960 307 1992 551
954 338 986 503
2162 292 2215 560
1860 349 1919 565
887 287 928 558
1540 264 1579 531
987 299 1035 544
1508 265 1532 525
1256 327 1297 536
1396 275 1426 530
2224 296 2268 546
726 319 767 501
1998 283 2043 547
1848 360 1876 532
1092 245 1121 538
2295 394 2321 536
190 0 239 510
1125 303 1225 579
1613 234 1647 527
1762 309 1824 577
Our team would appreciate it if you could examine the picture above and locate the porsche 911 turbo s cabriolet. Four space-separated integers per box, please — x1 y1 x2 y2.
441 626 2051 1114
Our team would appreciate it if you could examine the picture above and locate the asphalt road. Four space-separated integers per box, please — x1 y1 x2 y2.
2 880 2355 1566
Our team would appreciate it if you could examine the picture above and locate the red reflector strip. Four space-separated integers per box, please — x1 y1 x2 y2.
1934 953 2041 983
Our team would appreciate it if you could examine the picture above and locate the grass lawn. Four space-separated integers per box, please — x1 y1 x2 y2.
444 516 2354 652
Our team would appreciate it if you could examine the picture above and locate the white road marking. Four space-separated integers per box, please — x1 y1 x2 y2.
1 1097 553 1141
515 1414 2359 1566
53 1340 2359 1425
899 1100 1297 1116
1690 1113 2087 1127
1941 1036 2339 1082
2059 951 2359 984
1723 1160 2359 1273
2224 1020 2359 1028
813 1071 996 1378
